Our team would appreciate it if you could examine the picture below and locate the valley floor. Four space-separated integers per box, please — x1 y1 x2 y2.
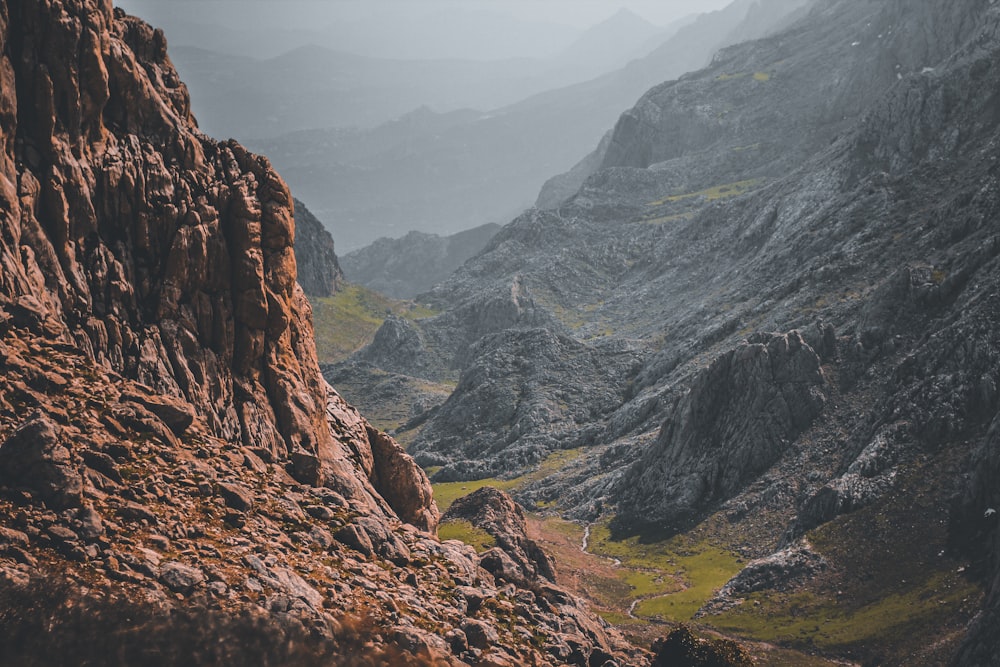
432 444 982 667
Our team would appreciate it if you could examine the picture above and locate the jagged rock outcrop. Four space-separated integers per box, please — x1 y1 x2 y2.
411 328 641 481
442 487 556 582
353 274 561 385
0 0 436 527
354 314 429 376
617 332 825 529
341 224 501 300
292 197 342 297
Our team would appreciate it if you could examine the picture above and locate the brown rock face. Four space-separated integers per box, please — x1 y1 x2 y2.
0 415 83 510
442 486 555 581
0 0 434 527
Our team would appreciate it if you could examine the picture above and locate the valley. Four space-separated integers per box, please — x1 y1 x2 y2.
309 0 1000 664
1 0 999 665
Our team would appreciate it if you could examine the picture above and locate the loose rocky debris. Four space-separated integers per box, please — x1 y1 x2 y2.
0 331 642 666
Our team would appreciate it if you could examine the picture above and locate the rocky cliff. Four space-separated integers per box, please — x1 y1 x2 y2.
292 197 342 297
0 2 644 664
0 0 428 526
617 332 826 530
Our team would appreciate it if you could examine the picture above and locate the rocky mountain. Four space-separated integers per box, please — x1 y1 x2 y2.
0 1 656 664
235 0 808 251
292 198 342 297
168 44 587 140
340 224 501 299
339 0 1000 662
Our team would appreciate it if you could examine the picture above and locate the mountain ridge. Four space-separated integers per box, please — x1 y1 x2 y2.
340 0 1000 661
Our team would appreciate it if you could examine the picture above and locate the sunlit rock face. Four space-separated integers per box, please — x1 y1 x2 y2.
0 0 438 524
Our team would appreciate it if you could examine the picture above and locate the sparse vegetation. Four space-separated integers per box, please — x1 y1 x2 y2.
711 571 980 654
587 523 744 623
437 519 497 552
309 284 439 363
430 448 584 512
648 179 763 207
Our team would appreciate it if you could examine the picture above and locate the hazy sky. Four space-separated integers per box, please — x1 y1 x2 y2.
116 0 732 31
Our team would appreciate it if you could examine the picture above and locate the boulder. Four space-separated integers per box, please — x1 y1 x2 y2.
158 562 205 594
0 416 83 510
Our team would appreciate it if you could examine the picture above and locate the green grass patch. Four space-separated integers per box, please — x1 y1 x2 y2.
431 448 585 512
432 478 520 513
587 521 743 622
648 179 763 207
712 572 979 651
437 520 497 553
309 284 439 363
623 570 679 598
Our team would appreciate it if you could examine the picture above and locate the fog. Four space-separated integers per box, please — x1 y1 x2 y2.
112 0 798 251
116 0 732 60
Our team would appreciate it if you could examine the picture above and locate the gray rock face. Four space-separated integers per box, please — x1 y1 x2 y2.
410 328 640 481
701 541 827 615
617 332 825 528
952 414 1000 665
293 198 342 297
341 224 501 299
790 423 907 536
320 0 1000 660
595 0 987 189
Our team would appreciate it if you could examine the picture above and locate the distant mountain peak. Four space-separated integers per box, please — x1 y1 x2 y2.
604 7 653 26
